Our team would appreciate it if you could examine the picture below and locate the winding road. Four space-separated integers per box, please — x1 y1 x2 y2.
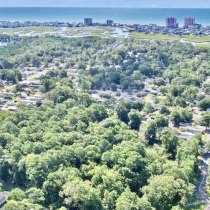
195 152 210 209
186 151 210 209
185 132 210 210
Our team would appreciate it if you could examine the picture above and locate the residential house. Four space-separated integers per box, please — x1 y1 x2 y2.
186 126 205 134
0 191 9 206
179 132 194 140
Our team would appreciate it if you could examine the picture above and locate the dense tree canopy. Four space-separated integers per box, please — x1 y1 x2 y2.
0 35 208 210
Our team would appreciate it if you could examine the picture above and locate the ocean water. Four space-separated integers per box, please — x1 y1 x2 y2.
0 7 210 26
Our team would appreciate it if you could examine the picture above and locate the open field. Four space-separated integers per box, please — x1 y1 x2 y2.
72 26 113 32
130 32 210 43
183 35 210 43
0 26 114 38
0 26 59 35
72 27 114 38
195 44 210 48
130 32 181 40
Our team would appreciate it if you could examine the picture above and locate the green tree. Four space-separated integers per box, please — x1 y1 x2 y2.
144 121 157 140
171 108 192 126
159 128 179 159
200 111 210 130
43 168 81 205
171 110 181 126
159 105 170 115
26 187 45 204
116 187 152 210
142 175 193 210
60 178 102 210
88 104 108 122
41 78 55 92
9 188 26 201
78 93 93 107
59 70 68 78
102 190 118 210
116 105 129 123
198 97 210 110
144 102 155 114
128 109 142 130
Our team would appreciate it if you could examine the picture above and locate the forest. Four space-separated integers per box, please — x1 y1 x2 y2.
0 35 210 210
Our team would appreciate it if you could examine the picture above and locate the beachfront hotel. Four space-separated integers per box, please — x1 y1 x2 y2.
184 17 195 28
107 20 114 26
84 18 92 26
166 17 179 28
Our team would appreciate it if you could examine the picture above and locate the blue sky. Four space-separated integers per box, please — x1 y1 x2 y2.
0 0 210 8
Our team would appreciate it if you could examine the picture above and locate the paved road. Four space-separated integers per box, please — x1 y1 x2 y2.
195 152 210 209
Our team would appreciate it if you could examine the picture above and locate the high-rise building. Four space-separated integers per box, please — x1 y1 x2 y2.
184 17 195 28
166 17 178 28
107 20 114 26
84 18 92 26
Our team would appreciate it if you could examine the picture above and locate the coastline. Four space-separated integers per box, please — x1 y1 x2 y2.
0 8 210 26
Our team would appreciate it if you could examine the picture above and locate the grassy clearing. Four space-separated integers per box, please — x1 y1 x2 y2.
183 35 210 43
130 32 210 43
82 27 116 38
71 26 113 32
144 93 154 103
157 96 166 100
130 32 181 40
195 44 210 49
193 113 201 122
0 26 113 36
73 29 210 43
0 26 58 35
66 27 115 38
152 110 160 116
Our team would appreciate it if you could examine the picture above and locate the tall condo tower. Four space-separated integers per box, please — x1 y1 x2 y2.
84 18 92 26
166 17 178 28
184 17 195 28
107 20 114 26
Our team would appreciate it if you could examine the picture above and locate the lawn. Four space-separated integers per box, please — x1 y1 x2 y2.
71 26 113 32
143 93 154 103
65 27 115 38
193 113 202 122
130 32 210 44
195 44 210 49
130 32 181 40
183 35 210 43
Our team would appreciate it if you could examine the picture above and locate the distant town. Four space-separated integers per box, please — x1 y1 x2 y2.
0 17 210 36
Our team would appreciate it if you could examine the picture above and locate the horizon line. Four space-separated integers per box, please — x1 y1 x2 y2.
0 6 209 9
